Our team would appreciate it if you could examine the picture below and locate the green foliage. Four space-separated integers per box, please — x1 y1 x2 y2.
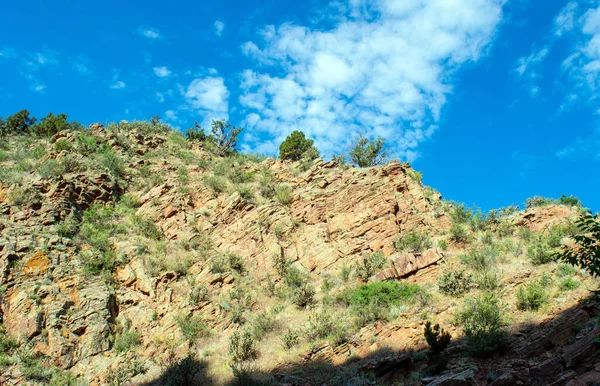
527 235 554 265
339 280 421 308
282 328 299 349
274 184 293 205
131 215 162 240
158 355 207 386
408 169 423 184
185 121 209 142
204 175 227 194
211 252 245 274
557 194 582 207
283 266 315 308
31 112 80 137
424 321 451 373
176 314 210 343
558 277 579 291
460 246 498 272
211 119 243 156
437 270 472 296
113 329 141 353
106 359 147 386
279 130 319 161
250 311 278 340
3 109 37 135
457 292 504 357
228 330 256 362
516 278 548 311
525 196 554 209
556 211 600 277
354 251 387 282
348 132 388 167
395 230 432 253
0 325 17 353
101 150 125 177
449 222 469 243
54 138 73 152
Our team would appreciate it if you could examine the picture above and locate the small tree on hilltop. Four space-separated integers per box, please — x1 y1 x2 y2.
186 121 209 142
279 130 319 161
31 112 78 137
211 119 242 156
348 132 388 167
4 109 37 135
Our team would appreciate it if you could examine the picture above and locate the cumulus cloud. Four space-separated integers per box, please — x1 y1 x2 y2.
153 66 172 78
214 20 225 37
183 76 229 124
111 80 126 89
238 0 505 159
138 26 162 40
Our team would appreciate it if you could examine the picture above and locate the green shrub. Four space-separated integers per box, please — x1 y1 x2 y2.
438 270 472 296
424 321 451 373
210 120 243 156
456 292 504 357
303 310 337 341
204 175 227 194
131 215 162 240
282 328 299 349
274 184 293 205
449 222 469 243
31 112 80 137
186 121 209 142
527 236 554 265
228 330 256 362
556 263 577 277
516 278 548 311
354 251 387 282
290 282 316 308
189 285 208 306
235 185 254 201
101 150 125 177
250 312 278 340
113 329 141 353
460 246 498 272
395 230 432 253
54 138 72 152
474 271 499 291
557 194 582 207
525 196 554 209
37 159 62 178
259 175 276 199
558 277 579 291
228 168 255 184
176 314 210 343
339 280 421 308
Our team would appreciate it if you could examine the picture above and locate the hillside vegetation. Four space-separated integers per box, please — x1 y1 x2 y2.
0 111 598 385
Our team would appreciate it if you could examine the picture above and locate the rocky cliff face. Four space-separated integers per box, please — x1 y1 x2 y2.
0 122 597 385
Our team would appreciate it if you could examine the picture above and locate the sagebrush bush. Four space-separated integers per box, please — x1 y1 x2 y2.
228 330 256 362
282 328 299 349
204 175 227 194
395 230 432 253
354 252 387 281
176 314 210 343
457 291 504 357
339 280 421 308
275 184 293 205
527 236 554 265
113 328 141 353
516 278 548 311
449 222 469 243
460 246 498 272
437 270 472 296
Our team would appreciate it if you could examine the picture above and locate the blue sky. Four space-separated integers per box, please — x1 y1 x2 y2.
1 0 599 213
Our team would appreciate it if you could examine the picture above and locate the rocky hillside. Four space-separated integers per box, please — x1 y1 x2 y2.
0 121 598 385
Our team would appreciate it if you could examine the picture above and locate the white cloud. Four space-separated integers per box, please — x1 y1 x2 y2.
214 20 225 37
138 26 162 40
111 80 126 89
238 0 505 159
33 84 46 93
165 110 178 121
153 66 172 78
554 2 578 36
70 55 92 75
514 46 549 96
183 76 229 124
0 47 16 59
